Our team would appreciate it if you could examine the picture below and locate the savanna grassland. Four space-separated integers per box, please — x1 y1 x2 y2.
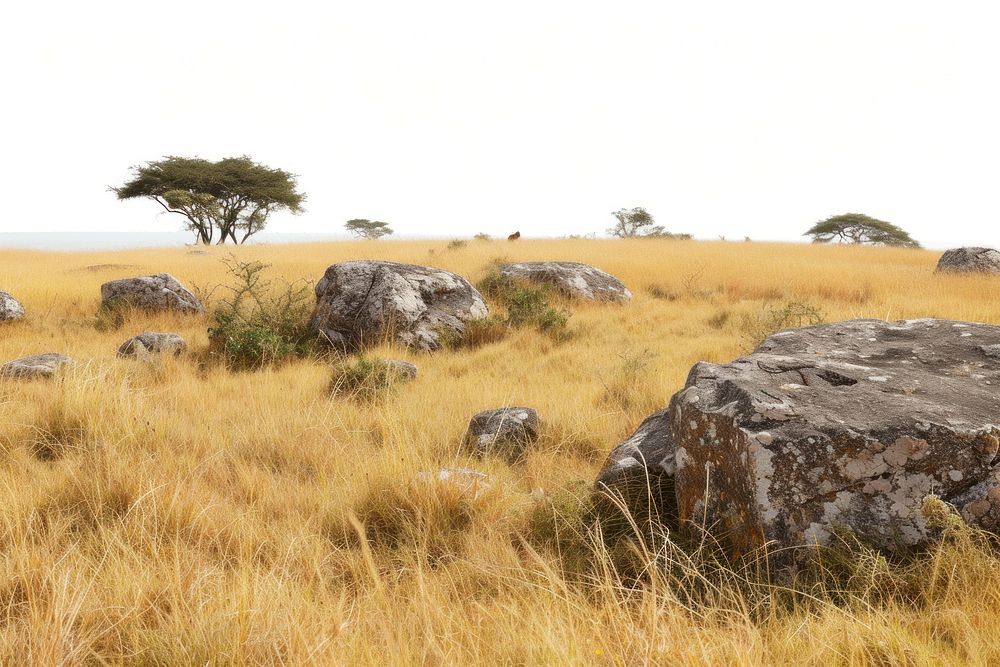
1 238 1000 665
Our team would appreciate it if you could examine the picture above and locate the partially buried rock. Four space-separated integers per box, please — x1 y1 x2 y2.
0 291 25 321
935 247 1000 275
0 353 74 379
100 273 204 314
383 359 418 380
666 318 1000 559
464 407 540 461
310 261 488 351
117 332 187 358
498 261 631 302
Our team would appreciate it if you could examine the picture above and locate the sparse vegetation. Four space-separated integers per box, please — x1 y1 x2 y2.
330 357 411 402
206 256 316 368
1 239 999 663
739 299 825 349
473 271 572 343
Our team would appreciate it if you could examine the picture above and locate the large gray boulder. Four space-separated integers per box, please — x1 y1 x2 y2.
100 273 204 314
464 407 540 461
498 262 631 302
0 353 74 379
117 332 187 358
596 318 1000 560
310 261 488 351
0 291 25 321
935 247 1000 275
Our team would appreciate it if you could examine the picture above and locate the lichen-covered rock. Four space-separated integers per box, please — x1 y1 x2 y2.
0 353 74 379
100 273 204 314
117 332 187 358
0 291 25 321
668 318 1000 559
310 261 488 351
464 407 540 461
498 262 631 302
935 247 1000 275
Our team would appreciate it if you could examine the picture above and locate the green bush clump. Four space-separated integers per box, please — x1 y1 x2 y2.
472 272 572 344
207 257 316 369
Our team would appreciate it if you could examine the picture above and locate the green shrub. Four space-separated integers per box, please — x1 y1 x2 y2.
207 257 316 369
473 271 572 343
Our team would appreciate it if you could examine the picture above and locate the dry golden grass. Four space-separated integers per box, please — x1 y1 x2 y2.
0 238 999 665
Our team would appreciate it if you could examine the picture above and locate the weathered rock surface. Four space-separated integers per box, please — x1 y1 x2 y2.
0 353 74 379
935 247 1000 275
0 291 25 321
100 273 204 314
666 318 1000 558
310 261 488 351
117 332 187 358
464 407 540 461
498 262 631 302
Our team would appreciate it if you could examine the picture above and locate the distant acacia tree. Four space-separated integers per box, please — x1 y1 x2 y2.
608 207 663 237
608 207 690 239
112 156 304 244
345 219 393 239
804 213 920 248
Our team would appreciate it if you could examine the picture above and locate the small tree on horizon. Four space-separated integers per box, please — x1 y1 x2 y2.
608 207 690 239
345 219 394 240
608 207 663 238
112 156 304 245
804 213 920 248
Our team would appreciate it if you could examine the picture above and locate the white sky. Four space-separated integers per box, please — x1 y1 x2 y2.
1 1 998 248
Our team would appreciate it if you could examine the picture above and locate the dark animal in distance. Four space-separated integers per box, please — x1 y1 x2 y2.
507 231 521 241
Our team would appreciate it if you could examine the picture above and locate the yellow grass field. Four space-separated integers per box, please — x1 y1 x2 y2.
1 238 999 665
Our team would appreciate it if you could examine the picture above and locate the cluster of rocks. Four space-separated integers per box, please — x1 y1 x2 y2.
595 317 1000 563
308 260 632 352
1 273 201 381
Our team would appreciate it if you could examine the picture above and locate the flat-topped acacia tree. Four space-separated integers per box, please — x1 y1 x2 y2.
112 156 305 244
804 213 920 248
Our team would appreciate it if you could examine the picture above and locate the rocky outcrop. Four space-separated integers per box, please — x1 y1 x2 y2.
310 261 488 351
100 273 204 314
0 353 74 379
0 291 25 321
117 332 187 358
464 407 540 461
498 262 631 302
935 247 1000 275
595 318 1000 560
